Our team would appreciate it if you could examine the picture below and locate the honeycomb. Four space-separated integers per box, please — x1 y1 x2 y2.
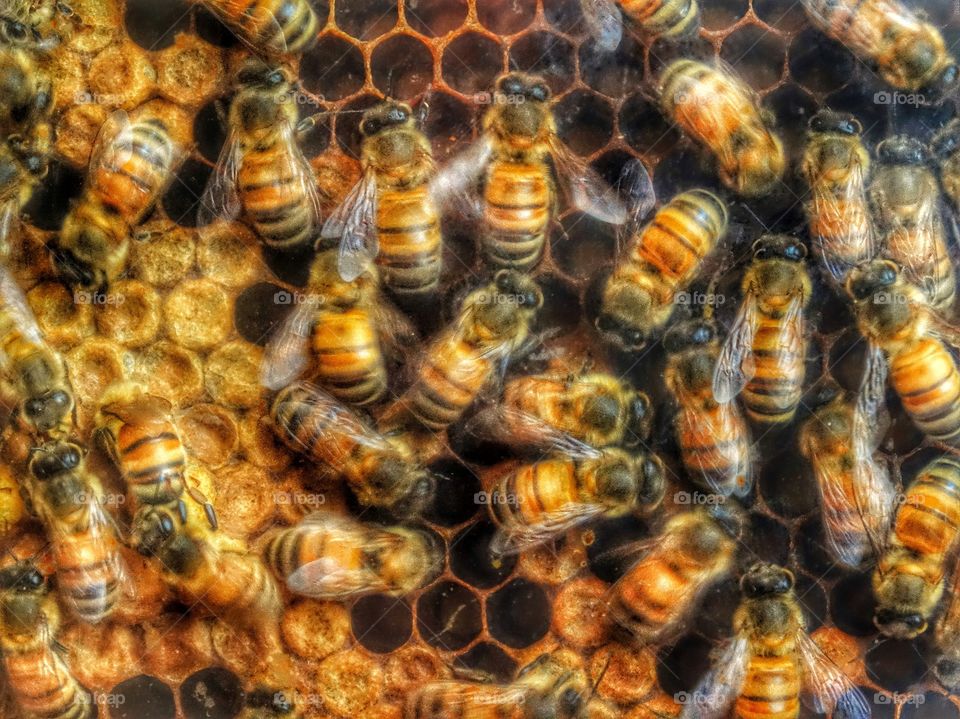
3 0 960 717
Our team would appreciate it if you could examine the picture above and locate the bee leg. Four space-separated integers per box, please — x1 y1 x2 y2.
186 485 219 530
177 498 188 526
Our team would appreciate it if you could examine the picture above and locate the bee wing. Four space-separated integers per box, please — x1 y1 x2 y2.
550 135 628 225
206 0 290 54
796 630 870 718
679 635 750 719
580 0 623 51
0 264 43 346
89 110 133 173
491 499 607 555
619 157 657 234
496 404 603 459
322 168 379 282
261 296 319 391
924 301 960 348
285 557 376 599
896 196 950 305
372 293 421 357
712 288 759 404
409 682 532 711
675 397 753 497
198 128 244 225
0 195 19 257
429 135 493 219
279 118 324 234
810 449 874 568
810 156 877 282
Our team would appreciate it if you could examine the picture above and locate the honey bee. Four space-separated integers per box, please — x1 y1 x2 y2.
659 59 785 197
713 235 812 425
597 161 728 350
191 0 319 56
470 369 653 450
872 455 960 638
54 110 182 290
798 390 895 568
868 136 955 313
0 561 94 719
682 563 869 719
199 58 323 252
801 0 959 97
934 565 960 689
384 270 542 432
432 72 628 271
406 650 599 719
580 0 701 51
488 440 665 555
0 265 75 439
845 260 960 446
932 118 960 212
608 503 743 643
322 101 443 300
94 381 217 531
664 318 752 497
270 381 434 518
262 511 441 599
800 110 877 283
23 441 125 624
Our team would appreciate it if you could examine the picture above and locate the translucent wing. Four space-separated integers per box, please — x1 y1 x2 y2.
198 128 243 226
202 0 289 55
429 135 493 218
675 397 753 497
619 157 657 231
926 306 960 348
277 119 324 240
550 136 628 224
890 197 951 306
371 292 421 359
580 0 623 52
322 168 379 282
261 297 319 391
491 499 607 555
0 196 18 258
797 631 870 718
679 635 750 719
0 264 43 346
713 289 759 403
88 110 132 178
495 405 603 459
407 682 531 714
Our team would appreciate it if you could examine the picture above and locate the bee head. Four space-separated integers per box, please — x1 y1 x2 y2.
555 685 585 719
0 562 45 594
361 102 413 137
845 259 899 301
387 470 435 520
808 110 861 136
22 389 74 435
490 270 544 310
496 73 551 104
624 392 652 446
0 562 46 630
921 62 959 104
935 656 960 690
132 506 177 557
874 607 928 639
596 283 652 351
741 563 794 599
28 441 81 481
877 135 927 166
491 73 551 140
237 58 290 89
0 17 30 45
752 234 807 263
52 243 100 290
582 392 621 435
663 318 716 354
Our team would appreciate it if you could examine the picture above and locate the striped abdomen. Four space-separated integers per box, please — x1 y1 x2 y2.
263 524 364 584
239 143 317 249
203 0 319 55
408 336 494 430
808 180 873 270
4 645 94 719
490 458 579 529
186 550 281 618
406 684 528 719
113 419 186 507
377 185 442 298
735 650 801 719
91 118 176 225
885 226 955 312
743 313 805 424
890 337 960 445
892 456 960 556
311 308 387 406
675 399 750 496
620 0 700 37
54 530 123 623
270 385 361 468
482 160 552 270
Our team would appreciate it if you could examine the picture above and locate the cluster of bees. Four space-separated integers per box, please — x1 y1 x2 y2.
2 0 960 717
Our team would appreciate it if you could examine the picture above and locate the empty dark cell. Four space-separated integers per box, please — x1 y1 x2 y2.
162 159 212 228
24 162 83 230
406 0 469 36
542 0 582 34
720 25 786 91
334 94 383 158
902 693 960 719
868 687 897 719
888 96 956 141
578 32 645 99
111 675 176 719
793 573 827 631
193 100 227 164
752 0 806 32
589 148 638 195
487 578 551 648
424 458 482 527
825 81 891 147
648 35 714 78
509 32 576 94
417 580 482 650
181 667 244 719
656 634 713 697
829 572 877 636
456 642 518 683
451 520 516 588
446 420 513 467
234 283 296 347
789 29 856 96
551 214 617 282
761 444 818 519
296 98 331 159
372 35 433 99
827 329 868 394
554 90 613 156
194 7 239 48
125 0 191 50
476 0 536 35
442 32 504 96
899 446 952 484
880 397 925 456
301 35 365 102
812 288 855 335
742 514 790 566
866 638 930 692
701 0 748 30
536 274 582 334
335 0 397 39
587 514 651 582
902 0 955 26
652 146 727 200
420 92 475 161
352 594 413 653
694 577 740 641
620 92 680 159
765 83 818 157
262 244 317 287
